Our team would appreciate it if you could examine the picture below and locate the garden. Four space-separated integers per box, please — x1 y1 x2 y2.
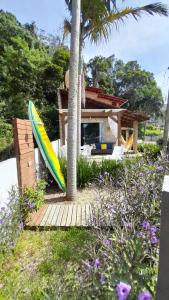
0 149 169 299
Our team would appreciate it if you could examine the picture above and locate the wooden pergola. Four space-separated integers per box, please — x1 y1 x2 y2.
58 108 148 153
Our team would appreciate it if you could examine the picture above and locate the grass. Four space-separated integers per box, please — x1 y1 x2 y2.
0 229 92 300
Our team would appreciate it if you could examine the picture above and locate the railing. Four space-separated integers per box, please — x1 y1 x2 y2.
156 175 169 299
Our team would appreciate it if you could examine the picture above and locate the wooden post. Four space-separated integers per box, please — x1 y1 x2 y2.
126 129 129 141
133 121 138 153
156 176 169 300
59 113 66 145
117 113 121 146
13 118 36 190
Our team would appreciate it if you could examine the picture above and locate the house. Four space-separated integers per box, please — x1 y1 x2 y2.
58 86 148 153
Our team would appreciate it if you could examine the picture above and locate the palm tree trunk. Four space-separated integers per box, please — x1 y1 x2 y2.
67 0 81 200
163 90 169 153
77 42 83 158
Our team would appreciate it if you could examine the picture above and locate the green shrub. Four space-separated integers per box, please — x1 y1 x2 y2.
0 180 46 252
59 157 134 188
20 180 46 223
138 143 160 159
0 119 14 161
0 142 14 162
157 137 169 152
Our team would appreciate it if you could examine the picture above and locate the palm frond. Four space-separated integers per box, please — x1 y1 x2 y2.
64 18 71 36
88 2 168 43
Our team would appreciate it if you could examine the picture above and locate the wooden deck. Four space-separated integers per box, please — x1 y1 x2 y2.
27 203 96 229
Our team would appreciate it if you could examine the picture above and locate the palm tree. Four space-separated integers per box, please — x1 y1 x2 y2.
65 0 168 156
66 0 81 200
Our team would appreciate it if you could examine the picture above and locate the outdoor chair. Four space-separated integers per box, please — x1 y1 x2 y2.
80 145 92 156
106 145 124 161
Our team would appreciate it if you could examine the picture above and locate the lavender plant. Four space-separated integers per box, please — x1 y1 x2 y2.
71 157 169 299
0 180 46 253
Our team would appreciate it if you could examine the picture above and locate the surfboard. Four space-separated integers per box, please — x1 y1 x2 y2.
28 101 66 192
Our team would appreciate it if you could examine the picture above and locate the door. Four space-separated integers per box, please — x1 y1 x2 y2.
81 123 100 145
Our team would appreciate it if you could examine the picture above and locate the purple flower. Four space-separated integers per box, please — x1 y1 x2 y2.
138 291 151 300
139 172 144 177
9 241 15 247
140 187 145 194
103 239 111 247
156 165 164 172
85 259 91 272
100 273 105 284
149 225 156 234
137 232 144 238
28 202 35 209
122 220 132 229
116 282 131 300
0 219 3 225
1 207 5 211
142 221 150 230
19 221 24 230
151 235 158 244
94 258 100 268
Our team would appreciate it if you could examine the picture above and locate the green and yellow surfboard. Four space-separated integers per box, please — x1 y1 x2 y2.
28 101 66 192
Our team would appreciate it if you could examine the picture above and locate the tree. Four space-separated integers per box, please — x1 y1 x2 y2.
87 56 164 118
67 0 81 200
65 0 168 154
87 55 115 94
0 11 70 140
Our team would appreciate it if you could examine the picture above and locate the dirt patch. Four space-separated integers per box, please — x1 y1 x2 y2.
44 187 98 204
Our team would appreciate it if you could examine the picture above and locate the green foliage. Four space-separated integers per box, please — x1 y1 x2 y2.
0 118 14 161
0 229 91 299
144 124 163 137
20 180 46 222
60 157 132 188
87 56 164 117
57 157 169 299
0 180 46 253
0 10 70 154
137 143 161 159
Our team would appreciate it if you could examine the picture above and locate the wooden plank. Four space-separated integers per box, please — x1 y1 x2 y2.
70 205 77 226
50 205 61 226
55 205 65 226
46 204 58 226
85 204 92 226
60 205 69 226
81 205 87 226
34 205 48 226
76 205 82 226
29 205 48 226
66 204 73 226
40 205 53 226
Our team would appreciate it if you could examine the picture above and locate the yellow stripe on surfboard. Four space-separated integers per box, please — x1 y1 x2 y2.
28 101 66 192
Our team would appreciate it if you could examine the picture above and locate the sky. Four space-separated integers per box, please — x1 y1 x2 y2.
1 0 169 99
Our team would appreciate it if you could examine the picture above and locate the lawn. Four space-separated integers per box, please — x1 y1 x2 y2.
0 229 91 300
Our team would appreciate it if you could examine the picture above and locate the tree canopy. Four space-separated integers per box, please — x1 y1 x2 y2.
87 56 163 117
0 10 70 144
